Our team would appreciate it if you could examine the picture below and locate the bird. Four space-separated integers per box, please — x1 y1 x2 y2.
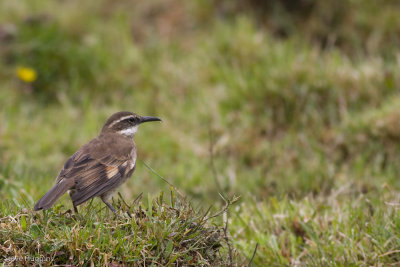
33 111 161 213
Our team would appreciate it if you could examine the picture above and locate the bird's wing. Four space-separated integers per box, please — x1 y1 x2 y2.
56 137 136 206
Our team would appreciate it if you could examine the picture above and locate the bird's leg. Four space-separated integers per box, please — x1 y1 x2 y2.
73 202 79 214
102 199 117 213
68 190 79 214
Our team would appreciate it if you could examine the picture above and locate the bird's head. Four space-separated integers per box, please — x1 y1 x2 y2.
102 111 161 137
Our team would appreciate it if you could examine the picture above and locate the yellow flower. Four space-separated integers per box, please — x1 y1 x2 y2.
16 67 37 83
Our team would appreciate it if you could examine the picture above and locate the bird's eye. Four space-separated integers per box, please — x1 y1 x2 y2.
129 118 135 123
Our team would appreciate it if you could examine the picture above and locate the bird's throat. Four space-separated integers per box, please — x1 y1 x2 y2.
118 125 138 137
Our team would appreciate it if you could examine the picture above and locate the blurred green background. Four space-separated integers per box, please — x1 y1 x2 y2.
1 0 400 265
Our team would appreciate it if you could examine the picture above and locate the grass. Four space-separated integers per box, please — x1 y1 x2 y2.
1 0 400 265
231 190 400 266
1 190 234 265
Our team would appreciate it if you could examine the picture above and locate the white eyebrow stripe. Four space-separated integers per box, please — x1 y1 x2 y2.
108 115 134 128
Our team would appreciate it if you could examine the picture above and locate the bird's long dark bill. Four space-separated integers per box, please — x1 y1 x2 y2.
140 116 162 123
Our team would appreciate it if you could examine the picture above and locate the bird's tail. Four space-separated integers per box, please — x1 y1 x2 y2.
33 179 73 211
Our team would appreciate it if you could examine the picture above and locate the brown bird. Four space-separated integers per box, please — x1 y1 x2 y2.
33 111 161 213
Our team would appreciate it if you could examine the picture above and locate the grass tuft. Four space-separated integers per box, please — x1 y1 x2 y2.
0 191 234 266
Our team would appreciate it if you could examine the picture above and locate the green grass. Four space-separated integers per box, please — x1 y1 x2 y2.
1 0 400 265
1 190 233 265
